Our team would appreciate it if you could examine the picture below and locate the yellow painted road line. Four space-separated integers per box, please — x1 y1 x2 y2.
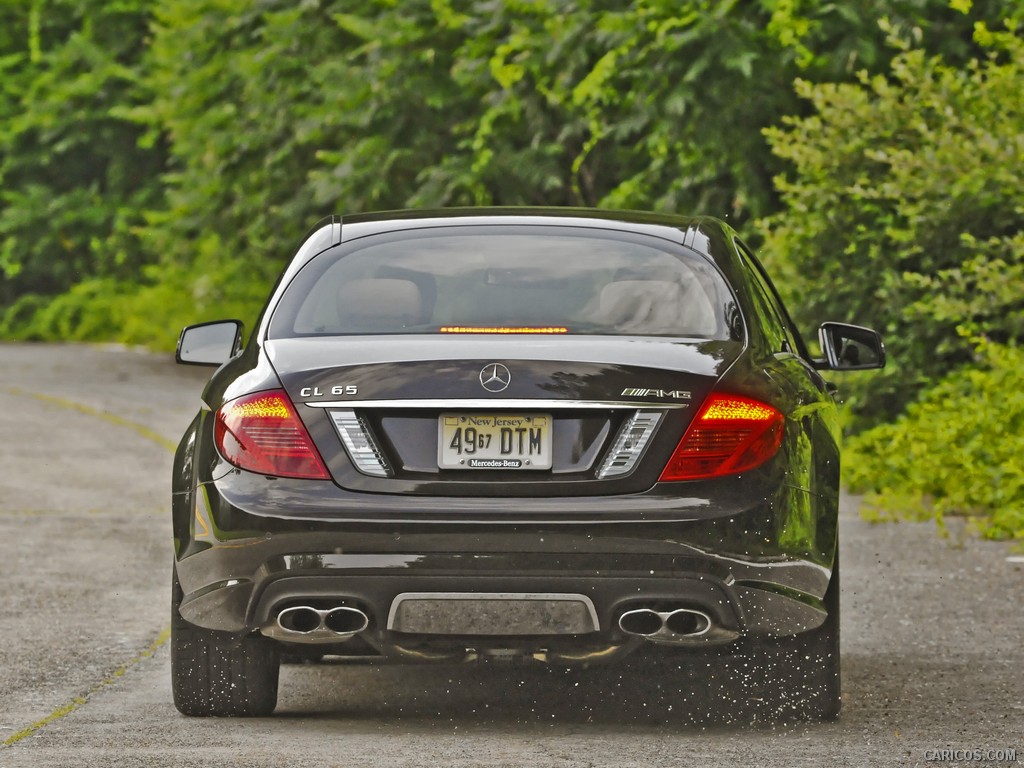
5 387 178 453
1 386 178 749
2 629 170 748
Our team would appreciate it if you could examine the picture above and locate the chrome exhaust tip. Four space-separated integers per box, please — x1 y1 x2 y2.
618 608 664 636
277 606 323 634
264 605 370 644
617 606 713 643
323 607 370 634
664 608 711 637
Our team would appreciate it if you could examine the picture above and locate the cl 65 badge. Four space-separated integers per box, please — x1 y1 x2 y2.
299 385 358 398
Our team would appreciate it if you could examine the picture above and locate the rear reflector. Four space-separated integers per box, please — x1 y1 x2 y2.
214 390 329 479
597 410 663 479
659 394 784 481
328 410 392 477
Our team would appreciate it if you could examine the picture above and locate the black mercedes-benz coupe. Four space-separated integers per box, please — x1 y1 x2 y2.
171 208 884 719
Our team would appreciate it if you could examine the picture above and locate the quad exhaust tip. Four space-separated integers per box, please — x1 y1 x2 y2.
266 605 370 643
618 607 712 642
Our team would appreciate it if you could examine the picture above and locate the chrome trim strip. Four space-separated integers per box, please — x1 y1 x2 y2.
305 398 690 410
386 591 601 632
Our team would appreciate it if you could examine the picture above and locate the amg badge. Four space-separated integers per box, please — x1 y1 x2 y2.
621 388 692 399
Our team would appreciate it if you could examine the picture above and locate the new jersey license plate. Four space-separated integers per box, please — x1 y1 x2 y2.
438 413 552 470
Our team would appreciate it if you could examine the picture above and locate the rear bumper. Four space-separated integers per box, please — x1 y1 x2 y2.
174 471 835 651
179 545 829 640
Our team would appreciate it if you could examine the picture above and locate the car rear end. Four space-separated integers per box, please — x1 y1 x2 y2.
171 211 841 716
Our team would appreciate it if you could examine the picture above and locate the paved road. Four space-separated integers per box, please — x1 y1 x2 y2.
0 342 1020 767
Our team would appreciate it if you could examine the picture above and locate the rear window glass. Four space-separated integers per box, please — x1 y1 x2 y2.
268 227 738 340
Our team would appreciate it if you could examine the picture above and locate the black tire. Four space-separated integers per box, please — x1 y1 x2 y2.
171 570 280 717
752 551 841 721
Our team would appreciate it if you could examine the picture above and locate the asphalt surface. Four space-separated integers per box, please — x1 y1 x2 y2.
0 341 1020 767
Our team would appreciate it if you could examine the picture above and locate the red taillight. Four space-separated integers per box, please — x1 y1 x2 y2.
659 394 784 481
214 390 329 480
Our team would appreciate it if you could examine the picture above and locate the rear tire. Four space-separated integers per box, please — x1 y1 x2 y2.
171 570 280 717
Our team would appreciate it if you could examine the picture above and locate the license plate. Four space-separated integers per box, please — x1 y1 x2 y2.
438 413 552 470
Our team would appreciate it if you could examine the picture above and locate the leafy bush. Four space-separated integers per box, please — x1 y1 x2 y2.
761 22 1024 429
0 0 164 308
845 341 1024 540
2 0 1009 347
1 263 269 350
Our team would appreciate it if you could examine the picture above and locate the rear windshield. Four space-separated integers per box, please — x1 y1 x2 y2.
268 227 738 340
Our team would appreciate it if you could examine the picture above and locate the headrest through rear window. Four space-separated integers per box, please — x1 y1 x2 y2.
336 278 423 330
598 279 717 335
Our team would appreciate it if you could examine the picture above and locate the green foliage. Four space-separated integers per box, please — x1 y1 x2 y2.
846 342 1024 540
134 0 365 298
2 0 1009 341
431 0 795 216
311 2 485 211
0 0 164 308
761 23 1024 427
312 0 1007 219
1 261 266 350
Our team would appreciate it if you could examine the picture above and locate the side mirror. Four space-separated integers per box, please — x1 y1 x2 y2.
816 322 885 371
176 320 244 366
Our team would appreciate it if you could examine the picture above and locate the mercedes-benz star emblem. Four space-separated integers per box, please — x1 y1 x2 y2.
479 362 511 393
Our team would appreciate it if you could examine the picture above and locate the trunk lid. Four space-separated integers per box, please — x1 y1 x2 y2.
267 336 742 496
